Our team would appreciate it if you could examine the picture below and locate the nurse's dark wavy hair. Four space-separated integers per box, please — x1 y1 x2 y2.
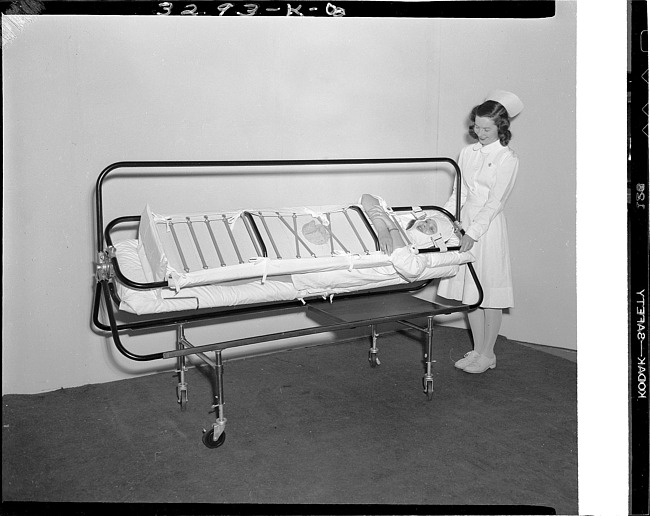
469 100 512 146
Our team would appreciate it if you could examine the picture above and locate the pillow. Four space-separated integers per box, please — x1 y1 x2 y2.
137 204 169 282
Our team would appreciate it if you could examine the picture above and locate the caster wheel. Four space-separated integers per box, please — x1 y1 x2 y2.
202 428 226 449
423 379 434 401
177 387 188 411
369 354 380 368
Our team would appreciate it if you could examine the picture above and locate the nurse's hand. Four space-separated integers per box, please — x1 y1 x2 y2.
459 234 475 252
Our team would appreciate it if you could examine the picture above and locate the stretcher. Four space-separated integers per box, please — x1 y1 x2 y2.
92 158 483 448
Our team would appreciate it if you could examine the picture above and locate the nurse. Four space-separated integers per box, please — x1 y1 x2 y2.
438 90 523 374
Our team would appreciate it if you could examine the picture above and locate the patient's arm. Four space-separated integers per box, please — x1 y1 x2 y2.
360 194 407 255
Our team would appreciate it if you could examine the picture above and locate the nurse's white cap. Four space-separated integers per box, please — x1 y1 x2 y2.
485 90 524 118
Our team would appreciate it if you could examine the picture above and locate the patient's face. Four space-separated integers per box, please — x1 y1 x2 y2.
414 218 438 235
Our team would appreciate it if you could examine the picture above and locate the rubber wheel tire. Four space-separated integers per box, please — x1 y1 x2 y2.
202 428 226 449
423 378 434 401
177 388 188 412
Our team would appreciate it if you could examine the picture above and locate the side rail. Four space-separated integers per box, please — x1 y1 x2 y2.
95 157 463 254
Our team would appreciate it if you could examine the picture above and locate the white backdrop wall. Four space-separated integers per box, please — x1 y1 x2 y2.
2 5 576 395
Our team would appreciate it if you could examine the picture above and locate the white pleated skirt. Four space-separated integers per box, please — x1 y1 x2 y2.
438 204 514 309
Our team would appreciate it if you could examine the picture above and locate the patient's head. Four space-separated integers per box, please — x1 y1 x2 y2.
405 217 438 235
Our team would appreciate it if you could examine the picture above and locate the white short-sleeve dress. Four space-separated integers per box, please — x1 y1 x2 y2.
437 139 519 308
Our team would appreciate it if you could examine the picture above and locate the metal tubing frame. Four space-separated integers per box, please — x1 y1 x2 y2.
423 316 436 391
210 349 227 440
93 157 483 362
92 157 483 445
176 325 188 406
368 324 381 366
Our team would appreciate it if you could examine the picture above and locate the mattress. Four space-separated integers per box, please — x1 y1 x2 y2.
114 238 471 315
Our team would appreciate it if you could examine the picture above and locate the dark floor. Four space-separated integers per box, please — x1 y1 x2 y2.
519 342 576 363
2 327 577 514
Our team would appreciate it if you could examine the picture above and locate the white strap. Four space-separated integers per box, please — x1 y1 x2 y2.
432 234 448 252
250 257 270 284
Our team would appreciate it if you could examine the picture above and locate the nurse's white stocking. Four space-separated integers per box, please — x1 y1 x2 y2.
480 308 502 360
467 308 485 353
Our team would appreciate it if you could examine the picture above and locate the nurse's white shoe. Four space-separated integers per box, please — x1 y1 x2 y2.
463 354 496 374
454 350 480 369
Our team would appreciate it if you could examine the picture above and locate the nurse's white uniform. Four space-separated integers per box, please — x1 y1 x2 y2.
437 139 519 308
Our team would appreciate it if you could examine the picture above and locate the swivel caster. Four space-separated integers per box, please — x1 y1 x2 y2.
368 352 381 368
177 385 188 412
423 378 434 401
202 428 226 449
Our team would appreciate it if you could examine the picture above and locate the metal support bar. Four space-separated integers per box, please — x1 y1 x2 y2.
178 338 217 368
397 320 428 333
187 218 208 269
176 325 188 408
326 213 335 256
258 212 282 259
423 316 435 399
161 307 444 360
206 349 227 444
169 221 190 272
222 214 244 264
276 212 316 258
292 214 300 258
368 324 381 367
204 217 227 267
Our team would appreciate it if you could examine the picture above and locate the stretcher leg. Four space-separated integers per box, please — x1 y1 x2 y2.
368 324 381 368
203 349 227 448
176 325 188 411
423 316 435 401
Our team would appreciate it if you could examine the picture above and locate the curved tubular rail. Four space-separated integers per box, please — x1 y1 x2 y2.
392 205 456 221
104 215 140 248
104 216 169 290
466 262 485 309
107 279 123 307
389 202 483 308
95 158 463 254
94 280 165 361
391 204 463 253
242 212 268 258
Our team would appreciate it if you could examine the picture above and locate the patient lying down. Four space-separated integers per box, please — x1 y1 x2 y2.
360 194 456 255
354 194 470 283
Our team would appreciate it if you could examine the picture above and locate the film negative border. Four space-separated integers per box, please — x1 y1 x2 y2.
629 2 650 515
0 0 556 18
